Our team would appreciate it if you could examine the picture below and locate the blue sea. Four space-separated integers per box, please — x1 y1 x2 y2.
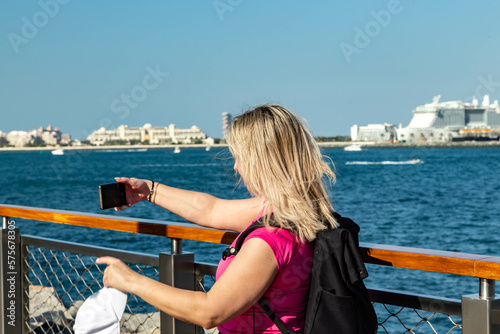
1 146 500 332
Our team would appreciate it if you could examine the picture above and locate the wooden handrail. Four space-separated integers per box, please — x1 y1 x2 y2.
1 204 500 281
0 204 238 245
359 242 500 281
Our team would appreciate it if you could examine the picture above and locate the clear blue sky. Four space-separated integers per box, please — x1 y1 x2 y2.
1 1 500 139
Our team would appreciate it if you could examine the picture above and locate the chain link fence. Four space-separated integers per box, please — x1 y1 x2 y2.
22 236 161 334
375 304 462 333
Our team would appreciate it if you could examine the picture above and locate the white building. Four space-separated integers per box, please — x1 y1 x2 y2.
1 125 71 147
41 130 60 146
351 123 397 142
87 123 212 145
222 112 232 139
6 131 33 147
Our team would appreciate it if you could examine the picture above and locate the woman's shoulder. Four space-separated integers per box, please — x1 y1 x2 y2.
246 225 308 269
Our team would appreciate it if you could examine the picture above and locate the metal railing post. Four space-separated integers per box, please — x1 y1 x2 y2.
159 249 200 334
171 238 182 255
1 218 24 334
462 279 500 334
480 278 496 299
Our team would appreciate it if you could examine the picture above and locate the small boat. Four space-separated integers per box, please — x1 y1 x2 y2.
174 146 181 154
344 144 362 151
206 146 211 151
51 148 64 155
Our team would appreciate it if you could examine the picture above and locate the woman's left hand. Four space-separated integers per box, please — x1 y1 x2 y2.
97 256 141 294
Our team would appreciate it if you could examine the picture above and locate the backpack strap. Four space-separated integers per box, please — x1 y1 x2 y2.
258 300 296 334
222 220 263 260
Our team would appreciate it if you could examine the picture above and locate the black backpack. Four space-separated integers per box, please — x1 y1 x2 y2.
222 212 378 334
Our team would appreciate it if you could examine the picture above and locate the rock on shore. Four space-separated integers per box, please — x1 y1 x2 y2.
28 286 160 333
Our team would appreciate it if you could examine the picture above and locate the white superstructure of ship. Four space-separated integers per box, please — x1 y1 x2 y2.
396 95 500 142
351 95 500 142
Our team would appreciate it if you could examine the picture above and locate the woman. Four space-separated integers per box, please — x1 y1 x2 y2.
97 105 338 333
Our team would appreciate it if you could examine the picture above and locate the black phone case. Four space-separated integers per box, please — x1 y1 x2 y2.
99 182 127 210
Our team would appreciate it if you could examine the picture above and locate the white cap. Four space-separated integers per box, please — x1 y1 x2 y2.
74 287 128 334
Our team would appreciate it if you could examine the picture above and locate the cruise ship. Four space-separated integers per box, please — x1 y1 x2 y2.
351 95 500 142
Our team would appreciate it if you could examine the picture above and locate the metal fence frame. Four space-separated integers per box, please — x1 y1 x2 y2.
22 234 162 334
2 214 500 334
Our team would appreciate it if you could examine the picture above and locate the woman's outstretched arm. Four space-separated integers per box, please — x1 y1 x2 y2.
114 177 263 232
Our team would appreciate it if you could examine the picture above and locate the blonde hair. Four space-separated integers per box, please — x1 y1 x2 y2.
226 105 338 242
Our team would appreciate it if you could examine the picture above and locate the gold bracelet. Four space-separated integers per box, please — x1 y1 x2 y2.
147 181 155 202
152 182 159 204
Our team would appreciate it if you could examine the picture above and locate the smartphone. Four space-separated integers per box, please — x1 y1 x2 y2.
99 182 127 210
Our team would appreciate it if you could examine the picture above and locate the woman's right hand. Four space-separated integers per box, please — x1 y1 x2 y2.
114 177 152 210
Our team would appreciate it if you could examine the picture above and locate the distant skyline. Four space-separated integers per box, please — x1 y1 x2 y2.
2 1 500 140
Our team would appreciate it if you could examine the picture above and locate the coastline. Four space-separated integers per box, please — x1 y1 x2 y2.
0 140 499 152
317 140 500 149
0 143 228 152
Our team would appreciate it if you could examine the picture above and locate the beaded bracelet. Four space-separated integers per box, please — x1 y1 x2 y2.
147 181 155 202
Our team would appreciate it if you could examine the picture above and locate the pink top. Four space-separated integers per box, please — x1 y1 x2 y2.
216 221 313 333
